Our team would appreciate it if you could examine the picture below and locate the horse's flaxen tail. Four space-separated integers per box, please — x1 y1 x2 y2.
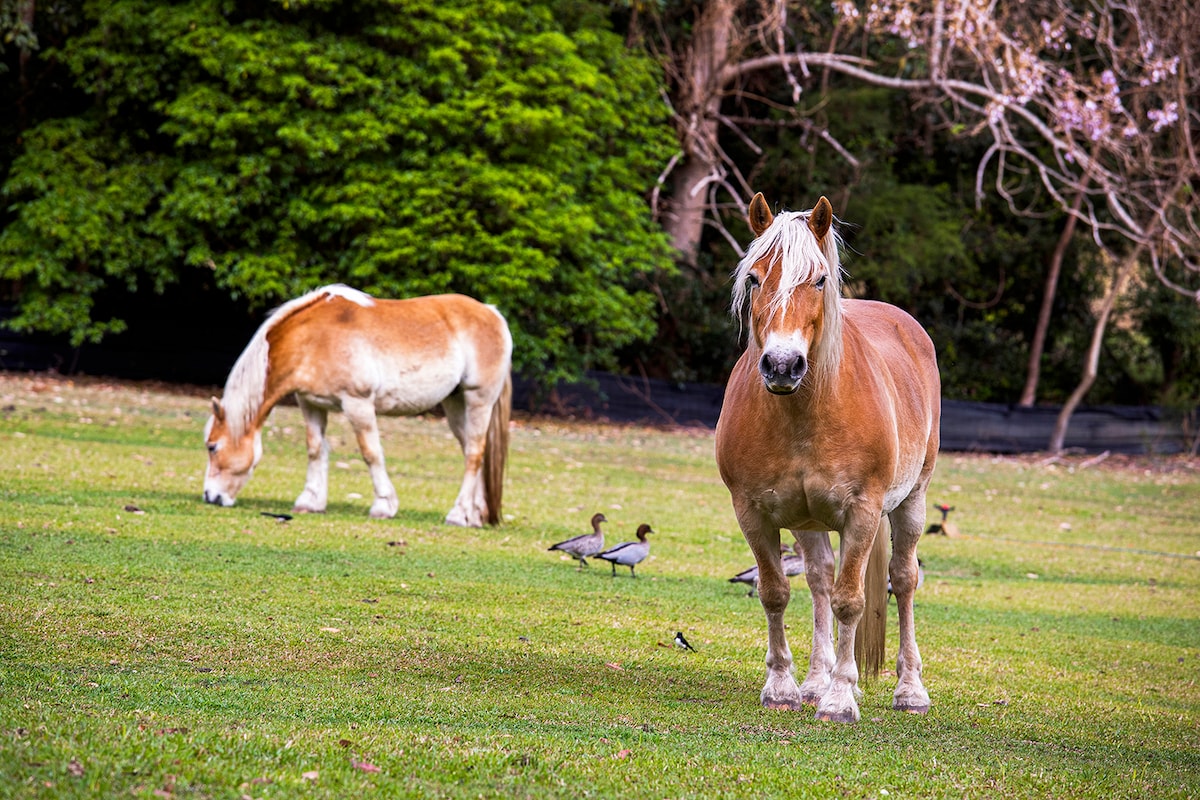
483 373 512 525
854 517 890 680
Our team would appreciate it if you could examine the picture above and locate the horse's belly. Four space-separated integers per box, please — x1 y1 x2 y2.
372 362 462 415
296 356 463 416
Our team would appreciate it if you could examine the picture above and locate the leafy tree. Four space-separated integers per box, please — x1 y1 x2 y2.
0 0 676 386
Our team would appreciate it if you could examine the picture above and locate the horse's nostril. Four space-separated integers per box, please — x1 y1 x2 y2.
761 350 804 380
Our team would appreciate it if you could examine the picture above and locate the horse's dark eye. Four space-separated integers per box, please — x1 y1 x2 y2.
815 275 827 290
747 273 761 288
207 443 218 454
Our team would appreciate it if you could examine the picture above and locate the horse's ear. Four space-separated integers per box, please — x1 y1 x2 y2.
211 397 225 422
748 192 774 236
808 196 834 240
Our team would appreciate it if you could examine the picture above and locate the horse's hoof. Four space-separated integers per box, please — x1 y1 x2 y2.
762 698 806 711
893 702 930 715
814 708 859 724
292 507 325 514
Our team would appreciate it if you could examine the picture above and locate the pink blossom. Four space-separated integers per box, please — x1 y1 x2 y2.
1147 102 1179 133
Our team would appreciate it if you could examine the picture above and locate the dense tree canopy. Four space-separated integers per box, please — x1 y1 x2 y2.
2 0 1198 417
0 0 676 385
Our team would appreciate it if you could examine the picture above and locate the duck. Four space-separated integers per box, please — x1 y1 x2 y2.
595 523 652 578
547 512 607 569
728 544 806 597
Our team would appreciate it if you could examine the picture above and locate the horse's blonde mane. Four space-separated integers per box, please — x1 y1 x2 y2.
220 285 375 438
731 209 846 387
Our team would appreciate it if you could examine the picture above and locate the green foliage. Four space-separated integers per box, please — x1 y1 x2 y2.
0 0 675 385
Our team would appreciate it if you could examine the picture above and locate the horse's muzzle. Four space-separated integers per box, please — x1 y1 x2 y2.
203 489 235 507
760 351 806 395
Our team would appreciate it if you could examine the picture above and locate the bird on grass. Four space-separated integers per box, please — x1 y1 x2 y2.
547 512 607 569
595 524 652 578
673 631 696 652
925 503 959 536
728 544 806 597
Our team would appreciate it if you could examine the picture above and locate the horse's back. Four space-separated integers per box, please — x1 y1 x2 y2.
267 292 511 412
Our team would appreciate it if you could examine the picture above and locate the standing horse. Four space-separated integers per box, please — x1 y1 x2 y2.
715 194 940 723
203 285 512 527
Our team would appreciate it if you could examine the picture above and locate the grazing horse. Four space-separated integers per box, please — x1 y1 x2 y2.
715 194 940 723
203 285 512 527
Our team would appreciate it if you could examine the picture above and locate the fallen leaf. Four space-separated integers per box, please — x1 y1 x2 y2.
352 760 381 773
605 662 624 671
319 627 341 633
124 504 145 514
301 770 319 782
67 758 84 777
338 739 352 748
615 749 631 760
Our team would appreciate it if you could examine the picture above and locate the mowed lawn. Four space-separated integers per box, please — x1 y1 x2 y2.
1 372 1197 799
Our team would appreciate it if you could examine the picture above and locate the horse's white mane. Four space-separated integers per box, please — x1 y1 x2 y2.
731 208 846 386
219 285 375 437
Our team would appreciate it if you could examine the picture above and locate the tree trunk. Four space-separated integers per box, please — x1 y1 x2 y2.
1019 189 1085 407
1048 247 1143 453
666 152 718 267
16 0 37 133
660 0 737 267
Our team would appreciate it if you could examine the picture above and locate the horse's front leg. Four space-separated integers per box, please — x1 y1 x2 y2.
816 507 881 724
293 398 329 514
342 397 399 519
889 496 931 714
737 508 804 710
792 530 836 704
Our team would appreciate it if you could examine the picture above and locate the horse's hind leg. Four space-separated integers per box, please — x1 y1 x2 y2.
737 508 805 710
342 397 399 519
889 496 931 713
817 505 884 723
293 398 330 514
792 530 836 704
441 390 490 527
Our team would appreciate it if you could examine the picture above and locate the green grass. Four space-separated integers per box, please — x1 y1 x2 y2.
1 373 1198 799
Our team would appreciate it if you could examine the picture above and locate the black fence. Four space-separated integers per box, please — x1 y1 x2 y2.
514 371 1191 455
1 324 1191 455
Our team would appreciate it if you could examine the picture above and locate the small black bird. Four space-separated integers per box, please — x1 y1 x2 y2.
261 512 293 522
673 631 696 652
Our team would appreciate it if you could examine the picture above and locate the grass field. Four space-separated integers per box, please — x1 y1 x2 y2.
1 371 1198 799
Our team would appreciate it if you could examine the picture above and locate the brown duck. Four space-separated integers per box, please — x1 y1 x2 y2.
595 523 652 578
548 512 607 569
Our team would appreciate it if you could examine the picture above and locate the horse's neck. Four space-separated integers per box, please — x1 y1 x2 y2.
223 335 283 437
